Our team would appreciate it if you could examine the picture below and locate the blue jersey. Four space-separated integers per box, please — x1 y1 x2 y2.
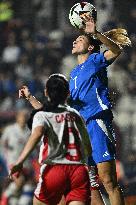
69 52 112 122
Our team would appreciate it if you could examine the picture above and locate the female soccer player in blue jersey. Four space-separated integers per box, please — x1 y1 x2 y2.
18 14 131 205
69 13 131 205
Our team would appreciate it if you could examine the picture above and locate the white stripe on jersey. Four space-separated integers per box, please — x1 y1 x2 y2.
38 136 45 164
96 88 108 110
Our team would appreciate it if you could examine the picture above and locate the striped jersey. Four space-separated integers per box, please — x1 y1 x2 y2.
32 105 90 165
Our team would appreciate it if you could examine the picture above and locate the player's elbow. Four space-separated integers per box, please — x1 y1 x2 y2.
105 46 123 61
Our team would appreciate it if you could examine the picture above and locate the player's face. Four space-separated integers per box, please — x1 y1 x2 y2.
72 35 90 55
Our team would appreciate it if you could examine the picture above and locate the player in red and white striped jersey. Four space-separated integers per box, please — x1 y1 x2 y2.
9 74 91 205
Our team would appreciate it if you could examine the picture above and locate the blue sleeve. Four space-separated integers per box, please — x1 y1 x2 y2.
91 52 112 72
68 97 81 111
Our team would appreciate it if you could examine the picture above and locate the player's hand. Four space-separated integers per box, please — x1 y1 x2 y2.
80 12 96 34
9 163 23 180
19 85 31 100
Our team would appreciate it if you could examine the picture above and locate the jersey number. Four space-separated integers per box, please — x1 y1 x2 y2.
65 126 81 161
73 76 77 89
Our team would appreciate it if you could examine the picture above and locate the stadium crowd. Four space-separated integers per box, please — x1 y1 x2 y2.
0 0 135 204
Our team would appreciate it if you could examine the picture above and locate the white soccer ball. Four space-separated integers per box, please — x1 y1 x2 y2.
69 2 97 29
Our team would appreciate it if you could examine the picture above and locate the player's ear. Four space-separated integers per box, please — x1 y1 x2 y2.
88 45 94 52
44 88 48 97
67 90 70 97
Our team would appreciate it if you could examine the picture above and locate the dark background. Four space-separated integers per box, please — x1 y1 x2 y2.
0 0 136 204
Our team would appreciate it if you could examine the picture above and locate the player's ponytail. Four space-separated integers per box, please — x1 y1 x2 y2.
84 28 131 52
103 28 131 47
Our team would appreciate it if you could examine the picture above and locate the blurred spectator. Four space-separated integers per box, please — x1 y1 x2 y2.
2 33 20 64
28 73 44 98
0 0 14 54
0 0 13 22
15 54 33 82
0 109 35 205
1 109 30 167
0 0 135 203
0 72 17 111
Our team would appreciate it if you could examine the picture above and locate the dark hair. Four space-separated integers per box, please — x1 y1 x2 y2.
91 8 97 23
27 74 69 130
45 74 69 109
84 33 101 52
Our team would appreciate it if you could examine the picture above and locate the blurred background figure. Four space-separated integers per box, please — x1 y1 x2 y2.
0 0 136 204
0 110 35 205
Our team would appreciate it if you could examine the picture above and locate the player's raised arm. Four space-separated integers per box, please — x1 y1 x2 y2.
95 31 122 61
81 13 122 62
19 85 43 109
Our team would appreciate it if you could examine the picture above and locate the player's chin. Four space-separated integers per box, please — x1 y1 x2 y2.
72 48 77 54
